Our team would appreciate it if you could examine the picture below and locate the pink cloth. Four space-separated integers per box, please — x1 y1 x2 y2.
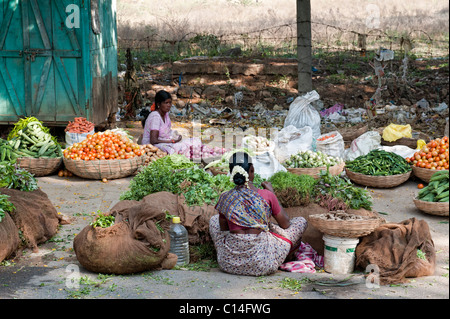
141 111 198 154
280 242 324 273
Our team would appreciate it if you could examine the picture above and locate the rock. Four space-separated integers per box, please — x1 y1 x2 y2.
225 95 234 104
175 99 186 108
400 98 412 106
272 105 283 111
259 90 272 98
145 89 156 99
178 86 201 99
202 85 226 100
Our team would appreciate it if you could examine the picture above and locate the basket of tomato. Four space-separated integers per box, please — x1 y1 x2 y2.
62 130 145 180
406 136 449 183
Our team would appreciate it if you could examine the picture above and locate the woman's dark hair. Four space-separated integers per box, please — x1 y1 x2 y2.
154 90 172 109
140 90 172 127
140 108 150 128
229 152 253 186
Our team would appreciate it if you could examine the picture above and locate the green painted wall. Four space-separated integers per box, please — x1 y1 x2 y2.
0 0 118 126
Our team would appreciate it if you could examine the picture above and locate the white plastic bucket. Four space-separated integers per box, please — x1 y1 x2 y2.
323 235 359 275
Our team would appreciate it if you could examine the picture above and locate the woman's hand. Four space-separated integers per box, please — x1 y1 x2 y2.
261 181 274 193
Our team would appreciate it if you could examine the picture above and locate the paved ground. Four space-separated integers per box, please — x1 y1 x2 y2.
0 173 448 302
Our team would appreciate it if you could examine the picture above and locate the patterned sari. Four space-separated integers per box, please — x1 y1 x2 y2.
215 187 271 231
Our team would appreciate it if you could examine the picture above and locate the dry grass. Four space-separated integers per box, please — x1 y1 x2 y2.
116 0 449 55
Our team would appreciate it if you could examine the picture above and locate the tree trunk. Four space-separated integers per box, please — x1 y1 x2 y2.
297 0 312 94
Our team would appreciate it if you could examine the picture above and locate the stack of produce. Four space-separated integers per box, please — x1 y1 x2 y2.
417 171 449 203
345 150 411 176
0 162 39 192
406 136 449 171
177 142 227 162
204 148 252 174
317 133 337 142
63 130 143 161
268 171 317 207
65 117 95 134
7 118 62 159
0 138 17 164
140 144 168 165
243 135 274 154
0 194 14 223
120 154 264 207
315 169 373 211
283 150 343 169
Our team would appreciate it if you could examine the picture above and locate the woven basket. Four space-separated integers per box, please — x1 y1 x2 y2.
412 166 448 183
63 156 145 180
345 168 412 188
413 198 449 217
308 212 383 238
287 162 345 179
16 157 63 177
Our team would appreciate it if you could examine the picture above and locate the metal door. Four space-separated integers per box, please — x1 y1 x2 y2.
0 0 86 123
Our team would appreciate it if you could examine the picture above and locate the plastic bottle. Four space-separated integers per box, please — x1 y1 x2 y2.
168 216 190 265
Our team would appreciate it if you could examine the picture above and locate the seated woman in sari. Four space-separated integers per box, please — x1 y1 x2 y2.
209 152 308 276
141 90 198 154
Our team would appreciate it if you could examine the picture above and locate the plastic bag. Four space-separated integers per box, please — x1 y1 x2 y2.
65 129 95 147
378 145 416 159
344 131 381 161
316 131 345 159
273 125 313 163
382 124 412 142
284 90 321 139
252 152 287 180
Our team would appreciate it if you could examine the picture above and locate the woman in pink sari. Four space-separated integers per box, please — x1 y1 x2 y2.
141 90 197 154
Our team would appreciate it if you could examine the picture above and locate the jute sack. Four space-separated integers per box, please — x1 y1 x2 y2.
74 195 177 274
356 217 435 285
0 188 63 252
0 212 20 263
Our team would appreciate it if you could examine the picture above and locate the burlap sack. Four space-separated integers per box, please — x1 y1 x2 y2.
177 194 217 245
0 212 20 262
0 188 62 252
356 217 435 285
74 192 178 274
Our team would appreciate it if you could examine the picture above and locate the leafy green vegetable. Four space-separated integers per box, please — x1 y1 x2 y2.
315 168 373 210
0 194 15 223
121 153 265 206
0 162 39 192
269 171 317 196
268 171 317 207
90 211 115 228
416 249 427 260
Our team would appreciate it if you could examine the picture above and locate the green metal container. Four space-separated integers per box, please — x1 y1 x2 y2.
0 0 118 126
